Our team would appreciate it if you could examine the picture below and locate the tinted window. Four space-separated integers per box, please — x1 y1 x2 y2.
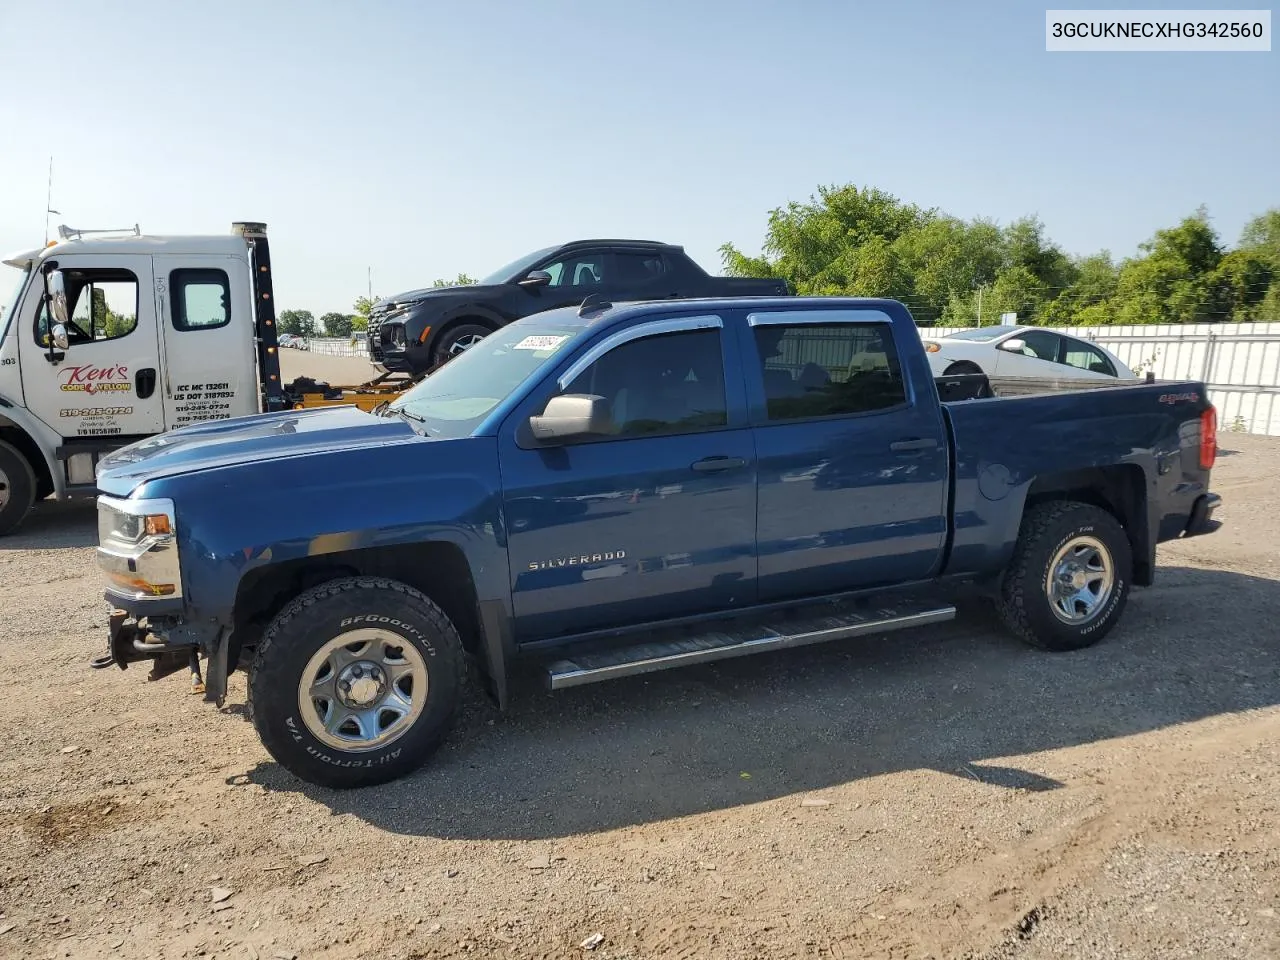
1061 338 1115 375
754 323 906 420
1012 330 1061 361
171 268 231 331
614 251 666 284
564 328 726 437
35 270 138 346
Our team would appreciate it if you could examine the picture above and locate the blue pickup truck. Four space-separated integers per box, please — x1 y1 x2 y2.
92 296 1222 788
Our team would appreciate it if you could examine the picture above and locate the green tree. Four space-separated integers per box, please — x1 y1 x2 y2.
351 295 380 332
320 312 354 337
278 309 317 337
432 273 477 288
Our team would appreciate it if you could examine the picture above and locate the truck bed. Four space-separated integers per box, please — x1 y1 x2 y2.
937 371 1213 583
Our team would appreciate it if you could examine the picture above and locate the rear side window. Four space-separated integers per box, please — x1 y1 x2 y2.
1062 337 1115 376
171 269 231 331
754 323 907 421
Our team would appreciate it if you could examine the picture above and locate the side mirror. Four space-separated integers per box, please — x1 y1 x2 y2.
529 394 612 442
999 338 1027 353
51 323 70 351
519 269 552 288
47 269 70 326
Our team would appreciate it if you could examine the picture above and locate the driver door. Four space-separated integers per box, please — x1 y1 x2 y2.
18 255 165 440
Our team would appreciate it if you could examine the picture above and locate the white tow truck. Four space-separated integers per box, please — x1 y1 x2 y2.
0 222 410 535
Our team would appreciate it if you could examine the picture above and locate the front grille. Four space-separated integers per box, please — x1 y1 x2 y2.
367 321 384 362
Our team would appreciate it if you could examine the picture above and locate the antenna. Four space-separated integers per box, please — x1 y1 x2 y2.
44 157 60 245
578 293 613 317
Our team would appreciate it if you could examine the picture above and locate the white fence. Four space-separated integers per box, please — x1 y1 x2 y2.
302 323 1280 436
305 337 367 359
927 322 1280 436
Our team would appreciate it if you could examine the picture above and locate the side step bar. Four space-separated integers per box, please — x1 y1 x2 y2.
545 601 956 690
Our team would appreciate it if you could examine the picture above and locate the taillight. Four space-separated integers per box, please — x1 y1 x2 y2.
1200 405 1217 470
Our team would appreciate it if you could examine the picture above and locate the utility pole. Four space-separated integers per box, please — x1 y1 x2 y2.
976 285 984 326
367 266 372 304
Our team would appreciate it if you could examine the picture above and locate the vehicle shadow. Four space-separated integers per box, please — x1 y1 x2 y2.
0 499 97 550
242 565 1279 840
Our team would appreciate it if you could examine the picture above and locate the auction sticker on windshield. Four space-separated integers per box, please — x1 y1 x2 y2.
513 335 569 351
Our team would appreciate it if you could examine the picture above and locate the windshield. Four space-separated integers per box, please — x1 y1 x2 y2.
478 245 560 285
941 324 1021 342
1 264 32 335
388 319 582 438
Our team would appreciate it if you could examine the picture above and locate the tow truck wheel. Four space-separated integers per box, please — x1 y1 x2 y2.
247 576 466 788
996 500 1132 652
0 440 37 537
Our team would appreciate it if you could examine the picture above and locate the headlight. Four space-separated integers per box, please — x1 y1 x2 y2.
96 495 182 601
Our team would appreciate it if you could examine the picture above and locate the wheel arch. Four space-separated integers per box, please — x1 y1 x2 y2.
0 411 57 500
1022 463 1151 585
232 540 507 703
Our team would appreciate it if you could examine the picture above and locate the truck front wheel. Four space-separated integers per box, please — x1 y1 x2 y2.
0 440 37 537
996 501 1132 652
247 577 466 788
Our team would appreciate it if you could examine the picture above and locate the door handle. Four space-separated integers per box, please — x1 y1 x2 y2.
691 456 746 473
890 437 938 452
136 368 157 400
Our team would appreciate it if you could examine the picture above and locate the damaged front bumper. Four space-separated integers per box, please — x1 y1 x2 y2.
89 606 233 705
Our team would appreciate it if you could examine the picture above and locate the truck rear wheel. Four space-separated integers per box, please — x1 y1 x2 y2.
0 440 37 537
996 501 1132 652
247 576 467 788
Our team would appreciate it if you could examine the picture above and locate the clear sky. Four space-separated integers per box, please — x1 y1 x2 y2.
0 0 1275 318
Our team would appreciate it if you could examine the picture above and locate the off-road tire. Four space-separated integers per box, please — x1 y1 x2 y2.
247 576 467 788
431 323 493 365
996 500 1132 652
0 440 37 537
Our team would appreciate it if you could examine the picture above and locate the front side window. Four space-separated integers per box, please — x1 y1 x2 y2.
1061 337 1115 375
754 322 906 421
171 268 231 331
1011 330 1061 362
541 252 608 288
562 328 727 438
35 269 139 346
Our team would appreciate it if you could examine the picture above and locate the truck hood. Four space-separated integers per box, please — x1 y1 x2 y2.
375 284 504 310
96 406 419 496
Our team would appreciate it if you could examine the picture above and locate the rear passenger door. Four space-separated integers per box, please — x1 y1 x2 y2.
741 308 950 602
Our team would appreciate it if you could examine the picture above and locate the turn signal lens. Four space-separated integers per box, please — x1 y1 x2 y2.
923 341 941 353
105 570 176 596
418 325 432 344
1200 406 1217 470
144 514 171 536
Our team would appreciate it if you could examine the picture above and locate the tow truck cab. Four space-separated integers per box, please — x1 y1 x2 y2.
0 223 298 535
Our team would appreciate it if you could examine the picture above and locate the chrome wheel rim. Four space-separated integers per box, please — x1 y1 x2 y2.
298 629 428 752
1045 535 1114 624
0 464 9 511
448 333 486 356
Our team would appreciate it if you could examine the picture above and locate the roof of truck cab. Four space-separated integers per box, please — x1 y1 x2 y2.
572 295 910 325
3 233 249 269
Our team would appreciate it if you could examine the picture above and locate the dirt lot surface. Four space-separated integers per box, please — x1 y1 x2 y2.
1 420 1277 959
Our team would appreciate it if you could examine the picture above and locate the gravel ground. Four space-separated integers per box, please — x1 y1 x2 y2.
0 402 1277 959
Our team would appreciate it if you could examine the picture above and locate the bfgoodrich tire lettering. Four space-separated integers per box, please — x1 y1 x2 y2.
996 501 1132 652
248 576 466 788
